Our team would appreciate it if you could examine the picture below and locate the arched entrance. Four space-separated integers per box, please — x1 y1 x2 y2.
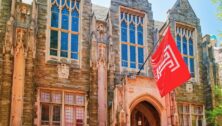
130 101 160 126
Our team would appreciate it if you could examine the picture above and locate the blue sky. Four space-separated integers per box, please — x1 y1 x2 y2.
24 0 222 45
91 0 222 45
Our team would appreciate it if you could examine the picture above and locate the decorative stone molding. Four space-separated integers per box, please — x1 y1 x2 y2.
119 109 126 126
98 43 107 65
96 22 107 43
3 18 14 54
97 23 105 36
15 28 26 56
57 63 70 79
186 83 193 93
26 29 36 58
16 3 31 26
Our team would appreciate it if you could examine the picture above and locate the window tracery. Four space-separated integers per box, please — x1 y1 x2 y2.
176 26 195 77
120 7 145 70
49 0 80 61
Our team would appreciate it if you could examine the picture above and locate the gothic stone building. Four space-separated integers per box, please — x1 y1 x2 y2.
0 0 217 126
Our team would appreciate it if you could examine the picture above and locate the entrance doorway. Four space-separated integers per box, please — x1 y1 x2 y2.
131 101 160 126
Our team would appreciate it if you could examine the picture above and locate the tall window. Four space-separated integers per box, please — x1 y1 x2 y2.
50 0 80 60
176 27 195 77
40 90 85 126
120 8 145 70
178 104 204 126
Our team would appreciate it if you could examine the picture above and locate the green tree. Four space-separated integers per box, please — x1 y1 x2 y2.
207 86 222 125
212 0 222 20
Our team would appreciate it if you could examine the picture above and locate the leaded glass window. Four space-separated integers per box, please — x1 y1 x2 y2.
40 90 85 126
178 103 204 126
120 9 145 70
49 0 80 60
176 27 195 77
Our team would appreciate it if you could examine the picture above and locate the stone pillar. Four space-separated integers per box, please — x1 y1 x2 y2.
89 32 98 126
98 43 108 126
10 28 26 126
0 18 14 126
22 1 36 125
165 91 179 126
107 16 115 125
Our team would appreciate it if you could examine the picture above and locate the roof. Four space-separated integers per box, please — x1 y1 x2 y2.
154 20 165 30
171 0 197 18
92 4 109 21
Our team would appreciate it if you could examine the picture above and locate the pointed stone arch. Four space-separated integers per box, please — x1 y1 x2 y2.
129 94 164 114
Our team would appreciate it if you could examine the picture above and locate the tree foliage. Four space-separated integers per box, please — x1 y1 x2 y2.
212 0 222 20
207 85 222 125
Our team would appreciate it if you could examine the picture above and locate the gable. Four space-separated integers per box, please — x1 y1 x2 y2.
170 0 197 19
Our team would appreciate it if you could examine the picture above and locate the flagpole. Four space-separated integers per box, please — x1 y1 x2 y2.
137 22 172 75
136 37 161 75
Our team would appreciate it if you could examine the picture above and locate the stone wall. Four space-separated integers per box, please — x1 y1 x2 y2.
0 0 12 126
168 1 205 104
109 0 154 125
109 0 154 84
214 47 222 85
35 0 92 125
0 0 11 95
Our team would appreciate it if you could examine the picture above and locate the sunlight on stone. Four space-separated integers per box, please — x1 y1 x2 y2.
22 0 33 4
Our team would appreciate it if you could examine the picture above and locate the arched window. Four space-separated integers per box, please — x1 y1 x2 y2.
120 9 145 70
189 38 194 76
121 21 128 67
138 24 144 69
176 35 181 52
183 36 188 55
49 0 80 60
176 27 195 77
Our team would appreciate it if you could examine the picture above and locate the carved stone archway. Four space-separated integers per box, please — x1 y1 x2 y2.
129 94 164 126
130 101 160 126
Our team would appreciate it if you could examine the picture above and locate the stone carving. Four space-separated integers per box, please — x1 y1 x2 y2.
96 23 106 43
98 43 108 70
186 83 193 93
119 109 126 126
15 29 26 56
57 64 70 79
16 4 31 25
3 18 14 54
26 29 36 58
97 23 105 36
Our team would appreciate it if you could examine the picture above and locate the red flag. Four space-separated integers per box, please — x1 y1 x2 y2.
151 27 191 97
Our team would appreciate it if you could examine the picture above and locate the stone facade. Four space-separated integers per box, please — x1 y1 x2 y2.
214 46 222 85
167 0 206 111
0 0 219 126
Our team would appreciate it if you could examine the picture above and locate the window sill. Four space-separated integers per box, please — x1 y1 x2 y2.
46 56 80 69
121 67 146 76
188 77 196 83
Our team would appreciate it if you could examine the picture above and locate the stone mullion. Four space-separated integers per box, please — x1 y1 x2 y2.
58 0 62 59
127 14 130 70
68 0 71 60
135 21 138 69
